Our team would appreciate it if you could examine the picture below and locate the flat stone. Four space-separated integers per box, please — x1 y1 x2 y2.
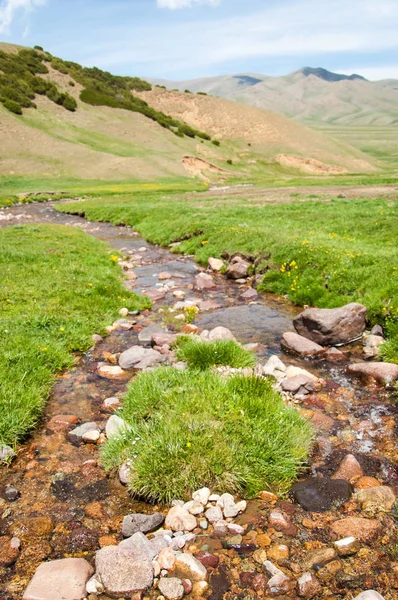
23 558 94 600
68 422 98 443
331 517 382 542
325 347 345 361
165 506 197 532
174 552 207 581
122 513 165 537
114 318 134 330
348 362 398 384
291 477 353 512
281 374 315 395
159 272 172 280
145 289 167 302
304 547 337 570
96 545 154 596
357 486 396 513
138 324 165 343
268 511 297 536
119 345 163 370
208 257 224 271
152 332 177 347
241 288 258 300
98 365 127 379
82 429 100 444
103 397 121 410
281 332 324 357
195 273 216 290
47 415 79 432
105 415 131 439
332 454 364 481
197 300 221 311
158 577 185 600
293 302 367 345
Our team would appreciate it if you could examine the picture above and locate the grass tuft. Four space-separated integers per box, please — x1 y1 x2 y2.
101 367 313 503
0 224 149 448
175 337 256 370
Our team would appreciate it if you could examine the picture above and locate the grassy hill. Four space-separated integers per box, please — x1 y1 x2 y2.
0 44 380 185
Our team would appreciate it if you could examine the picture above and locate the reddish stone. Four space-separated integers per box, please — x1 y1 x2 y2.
332 454 364 481
194 551 219 569
181 579 193 594
281 332 325 358
268 511 298 537
47 415 79 432
184 324 200 334
355 477 382 490
253 573 267 592
23 557 94 600
330 517 382 542
0 536 20 566
239 571 255 588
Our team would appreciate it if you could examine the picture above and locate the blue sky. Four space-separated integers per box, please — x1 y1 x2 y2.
1 0 398 81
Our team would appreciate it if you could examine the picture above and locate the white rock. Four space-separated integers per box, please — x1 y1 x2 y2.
119 462 131 485
173 291 186 299
157 547 176 570
217 493 239 518
208 327 236 342
208 257 224 272
227 523 245 535
205 506 223 523
285 365 318 382
334 536 360 556
119 308 129 317
263 560 289 589
105 415 131 439
353 592 385 600
192 487 211 505
188 502 204 516
208 494 220 502
86 574 104 595
82 429 100 444
165 506 197 532
264 355 287 373
235 500 247 514
174 552 207 581
158 577 185 600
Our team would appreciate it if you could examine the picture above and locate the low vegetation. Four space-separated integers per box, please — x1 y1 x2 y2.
0 48 76 115
175 337 256 370
58 191 398 362
0 224 148 448
102 368 313 503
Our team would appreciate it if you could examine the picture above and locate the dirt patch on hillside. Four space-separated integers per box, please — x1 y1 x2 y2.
275 154 348 175
182 156 229 180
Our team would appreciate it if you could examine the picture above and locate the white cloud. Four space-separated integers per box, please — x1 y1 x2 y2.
157 0 220 9
0 0 46 35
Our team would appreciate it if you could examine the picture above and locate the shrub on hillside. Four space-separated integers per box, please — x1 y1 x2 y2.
2 99 22 115
102 368 313 503
212 139 221 146
62 94 77 111
51 58 69 74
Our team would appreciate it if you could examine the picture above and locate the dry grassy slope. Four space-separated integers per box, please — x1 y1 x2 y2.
0 43 374 180
152 71 398 126
136 88 374 172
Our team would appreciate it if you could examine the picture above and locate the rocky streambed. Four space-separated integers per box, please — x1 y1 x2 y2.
0 202 397 600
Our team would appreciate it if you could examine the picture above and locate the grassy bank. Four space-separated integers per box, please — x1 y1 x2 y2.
58 190 398 361
0 224 148 449
102 367 313 502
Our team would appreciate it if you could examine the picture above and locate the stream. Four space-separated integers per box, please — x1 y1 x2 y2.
0 202 397 599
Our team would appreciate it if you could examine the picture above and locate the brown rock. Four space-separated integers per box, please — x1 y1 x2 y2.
226 257 250 280
256 533 272 547
158 272 172 280
268 511 297 537
355 477 381 490
11 517 53 540
152 332 177 347
184 324 200 334
297 572 322 598
267 544 289 562
47 415 79 432
99 535 118 548
293 303 367 346
145 289 167 302
348 362 398 384
332 454 364 481
194 551 219 569
304 547 337 570
84 501 108 520
260 491 278 502
357 486 396 513
23 557 94 600
0 536 19 566
324 347 345 361
194 273 216 290
331 517 382 542
281 332 324 358
253 573 267 591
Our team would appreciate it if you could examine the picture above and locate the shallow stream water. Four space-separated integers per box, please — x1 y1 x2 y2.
0 202 397 599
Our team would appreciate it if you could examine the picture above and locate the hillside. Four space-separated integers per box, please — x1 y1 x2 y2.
150 68 398 127
0 45 375 182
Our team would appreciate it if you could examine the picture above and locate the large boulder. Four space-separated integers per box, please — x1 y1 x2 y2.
293 303 367 346
23 558 94 600
119 346 163 370
348 362 398 385
95 545 154 596
281 332 324 357
226 256 250 280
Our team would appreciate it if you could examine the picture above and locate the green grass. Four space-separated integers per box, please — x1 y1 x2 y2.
175 337 256 370
0 224 149 449
57 190 398 362
102 368 313 503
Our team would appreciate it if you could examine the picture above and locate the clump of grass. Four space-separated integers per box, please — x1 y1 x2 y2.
0 224 149 448
102 368 313 503
175 337 255 370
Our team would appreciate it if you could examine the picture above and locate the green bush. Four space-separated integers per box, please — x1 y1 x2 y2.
3 99 22 115
51 58 69 75
62 94 77 112
102 368 313 502
175 337 256 370
212 140 221 146
227 159 233 165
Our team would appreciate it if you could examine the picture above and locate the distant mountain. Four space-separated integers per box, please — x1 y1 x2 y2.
148 67 398 126
298 67 366 82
